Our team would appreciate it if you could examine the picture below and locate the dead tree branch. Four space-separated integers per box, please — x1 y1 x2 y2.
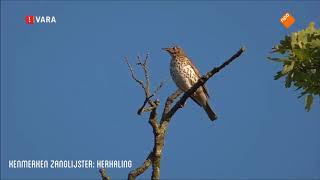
99 168 111 180
125 56 163 115
101 47 245 180
128 152 153 180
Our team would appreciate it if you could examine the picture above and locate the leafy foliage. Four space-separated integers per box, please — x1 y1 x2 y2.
269 22 320 111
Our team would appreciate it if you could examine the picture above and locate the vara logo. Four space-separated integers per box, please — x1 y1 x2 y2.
25 16 56 24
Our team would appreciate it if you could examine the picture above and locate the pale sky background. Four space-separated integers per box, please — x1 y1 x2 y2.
1 1 320 179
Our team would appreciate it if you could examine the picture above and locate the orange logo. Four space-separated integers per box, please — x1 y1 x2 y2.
280 12 295 29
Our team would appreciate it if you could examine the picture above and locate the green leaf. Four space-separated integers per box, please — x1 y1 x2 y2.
307 22 315 32
285 74 292 88
305 94 313 112
274 71 286 80
298 92 306 98
268 57 291 63
310 39 320 49
282 61 295 74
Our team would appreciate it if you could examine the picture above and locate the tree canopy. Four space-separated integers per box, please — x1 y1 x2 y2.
269 22 320 111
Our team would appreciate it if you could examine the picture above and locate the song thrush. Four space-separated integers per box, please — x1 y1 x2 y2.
163 46 217 121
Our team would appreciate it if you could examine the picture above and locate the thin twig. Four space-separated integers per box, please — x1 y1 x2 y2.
154 81 165 96
137 95 154 115
125 58 145 90
137 54 151 94
143 54 151 91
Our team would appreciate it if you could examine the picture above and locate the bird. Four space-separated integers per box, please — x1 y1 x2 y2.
163 46 217 121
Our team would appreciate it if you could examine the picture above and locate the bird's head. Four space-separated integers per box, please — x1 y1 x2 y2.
162 46 186 58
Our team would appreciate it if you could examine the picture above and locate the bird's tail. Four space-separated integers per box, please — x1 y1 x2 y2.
203 103 218 121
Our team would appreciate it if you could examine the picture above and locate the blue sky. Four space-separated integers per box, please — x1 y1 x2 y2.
1 1 320 179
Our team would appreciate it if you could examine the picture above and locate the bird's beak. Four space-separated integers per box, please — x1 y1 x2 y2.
162 48 170 52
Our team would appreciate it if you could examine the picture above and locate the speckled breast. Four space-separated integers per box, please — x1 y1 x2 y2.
170 57 199 92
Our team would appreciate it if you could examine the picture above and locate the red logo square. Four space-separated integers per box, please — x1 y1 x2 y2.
25 16 34 24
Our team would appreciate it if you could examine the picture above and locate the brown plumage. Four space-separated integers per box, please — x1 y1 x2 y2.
163 46 217 121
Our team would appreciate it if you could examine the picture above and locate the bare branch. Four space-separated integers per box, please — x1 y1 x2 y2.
137 54 151 94
128 152 153 180
125 57 157 113
143 54 151 91
137 95 154 115
153 81 165 97
160 89 183 122
149 104 160 134
143 53 149 65
99 168 111 180
137 79 163 115
125 58 145 90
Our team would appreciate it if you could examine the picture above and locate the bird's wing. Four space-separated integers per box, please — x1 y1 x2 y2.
186 57 210 99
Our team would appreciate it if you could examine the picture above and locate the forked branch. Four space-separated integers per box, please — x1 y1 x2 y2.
100 47 245 180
